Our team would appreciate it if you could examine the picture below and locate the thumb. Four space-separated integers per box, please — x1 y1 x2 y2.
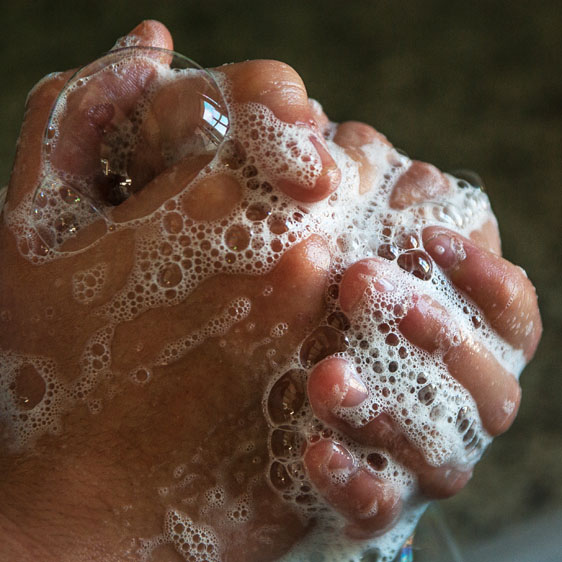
5 20 173 210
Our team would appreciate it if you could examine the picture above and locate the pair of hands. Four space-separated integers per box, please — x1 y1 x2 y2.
0 20 541 561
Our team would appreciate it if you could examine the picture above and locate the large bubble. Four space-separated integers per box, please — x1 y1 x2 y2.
31 46 229 252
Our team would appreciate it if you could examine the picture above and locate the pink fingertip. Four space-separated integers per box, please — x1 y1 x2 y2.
424 231 466 270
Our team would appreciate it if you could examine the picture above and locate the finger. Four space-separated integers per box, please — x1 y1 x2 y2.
307 98 330 136
469 217 502 255
307 357 472 499
112 20 173 50
389 160 451 210
333 121 391 195
219 60 341 202
6 71 72 208
399 295 521 436
339 256 522 436
423 226 542 359
304 439 401 538
334 121 391 150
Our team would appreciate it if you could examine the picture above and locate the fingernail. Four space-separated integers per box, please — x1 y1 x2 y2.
425 232 466 270
341 368 368 407
327 443 354 471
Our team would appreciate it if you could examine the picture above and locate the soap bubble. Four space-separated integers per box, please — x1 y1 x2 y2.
32 46 229 252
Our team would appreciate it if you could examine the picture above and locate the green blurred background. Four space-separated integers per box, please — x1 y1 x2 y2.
1 0 560 557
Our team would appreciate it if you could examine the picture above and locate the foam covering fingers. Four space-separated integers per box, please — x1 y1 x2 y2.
423 226 542 359
399 296 521 436
220 60 341 202
307 357 472 499
339 256 522 436
304 439 401 539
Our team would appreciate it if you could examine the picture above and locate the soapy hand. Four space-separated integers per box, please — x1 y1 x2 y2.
0 20 541 562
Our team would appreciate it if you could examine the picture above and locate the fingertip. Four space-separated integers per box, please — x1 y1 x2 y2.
220 59 310 123
339 258 395 314
390 161 450 210
423 226 542 357
304 441 401 538
113 20 173 51
308 357 368 421
307 358 349 417
333 121 391 149
343 470 402 539
422 227 466 271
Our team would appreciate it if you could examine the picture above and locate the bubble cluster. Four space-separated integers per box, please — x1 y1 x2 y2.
137 509 221 562
0 351 67 446
72 262 108 304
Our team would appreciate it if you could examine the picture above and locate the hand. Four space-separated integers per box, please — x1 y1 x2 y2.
301 124 542 539
0 19 541 562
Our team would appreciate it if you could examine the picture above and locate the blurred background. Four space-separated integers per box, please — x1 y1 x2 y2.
1 1 560 560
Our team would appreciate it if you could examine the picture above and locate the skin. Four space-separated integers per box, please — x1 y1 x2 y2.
0 20 542 562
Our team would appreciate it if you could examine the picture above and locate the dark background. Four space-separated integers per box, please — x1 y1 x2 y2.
1 0 560 554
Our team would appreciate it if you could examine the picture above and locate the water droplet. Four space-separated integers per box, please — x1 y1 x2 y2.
130 367 151 385
465 434 481 453
268 215 289 234
471 315 482 328
456 406 470 432
377 243 399 261
444 204 464 226
13 364 45 410
430 404 445 421
267 369 306 424
54 212 79 235
385 333 400 346
225 225 250 251
395 231 419 249
59 186 82 205
463 426 475 443
360 547 381 562
397 249 433 280
163 212 183 234
327 284 339 300
33 46 228 250
242 165 258 178
270 238 283 252
299 326 349 368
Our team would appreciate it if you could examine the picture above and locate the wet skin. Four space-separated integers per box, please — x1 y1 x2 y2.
0 21 541 562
